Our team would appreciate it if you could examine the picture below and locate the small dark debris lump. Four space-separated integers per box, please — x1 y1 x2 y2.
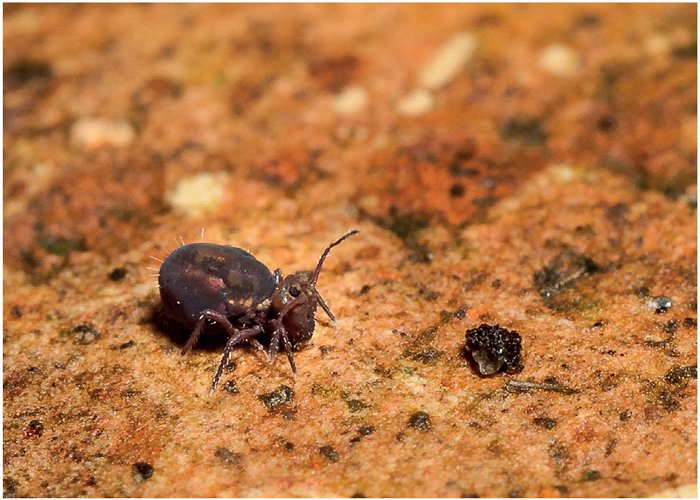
465 324 523 375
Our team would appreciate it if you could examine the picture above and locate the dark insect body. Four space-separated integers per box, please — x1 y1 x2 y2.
158 230 358 393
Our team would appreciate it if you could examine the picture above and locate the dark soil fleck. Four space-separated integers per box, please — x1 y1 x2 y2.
132 462 154 482
450 183 466 198
533 417 557 429
319 345 334 355
500 116 547 145
380 209 432 263
358 425 376 436
222 380 239 394
658 391 681 411
408 411 431 431
3 477 18 498
404 347 442 364
23 419 44 438
534 250 600 303
214 447 243 465
319 445 340 463
683 317 696 328
72 324 100 345
664 365 696 384
39 235 86 257
258 385 294 410
346 399 368 412
581 470 601 482
108 267 128 281
661 319 679 334
5 58 53 88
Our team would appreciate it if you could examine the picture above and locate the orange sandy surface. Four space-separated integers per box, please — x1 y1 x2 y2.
3 4 696 497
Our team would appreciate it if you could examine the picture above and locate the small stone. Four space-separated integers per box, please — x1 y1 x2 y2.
358 425 376 436
166 171 230 217
539 44 581 78
73 324 100 345
408 411 431 431
464 324 523 375
397 88 434 116
649 296 673 315
645 33 672 57
418 32 477 89
258 385 294 410
70 117 135 149
23 419 44 438
222 380 239 394
333 85 368 115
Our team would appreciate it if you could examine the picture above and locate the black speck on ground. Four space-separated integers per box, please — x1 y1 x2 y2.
408 411 431 431
132 462 153 482
214 447 243 465
319 445 340 463
464 324 523 375
258 385 294 410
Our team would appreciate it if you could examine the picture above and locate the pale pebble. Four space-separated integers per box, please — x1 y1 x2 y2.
166 172 230 217
70 117 135 149
418 32 477 90
333 85 368 115
539 44 581 78
397 88 434 116
645 33 672 57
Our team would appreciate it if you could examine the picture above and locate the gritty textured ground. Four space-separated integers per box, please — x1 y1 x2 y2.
3 4 697 498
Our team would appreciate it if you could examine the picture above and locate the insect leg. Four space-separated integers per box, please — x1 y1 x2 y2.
210 326 261 395
280 328 297 373
246 338 271 359
181 309 232 355
315 292 336 322
268 323 281 361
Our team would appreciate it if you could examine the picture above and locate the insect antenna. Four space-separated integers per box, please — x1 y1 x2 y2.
310 230 359 322
310 229 359 286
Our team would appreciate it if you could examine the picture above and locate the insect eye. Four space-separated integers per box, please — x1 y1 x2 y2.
289 286 300 297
